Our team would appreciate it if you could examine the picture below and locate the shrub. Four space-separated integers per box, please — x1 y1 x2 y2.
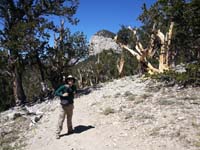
149 62 200 87
102 107 115 115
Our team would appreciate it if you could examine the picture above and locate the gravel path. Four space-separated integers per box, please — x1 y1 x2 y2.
25 76 200 150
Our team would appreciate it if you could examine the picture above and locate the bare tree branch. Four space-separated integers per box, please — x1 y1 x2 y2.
0 70 12 77
117 54 125 75
148 23 157 57
157 30 165 44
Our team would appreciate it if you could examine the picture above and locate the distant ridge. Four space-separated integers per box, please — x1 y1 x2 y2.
94 30 116 38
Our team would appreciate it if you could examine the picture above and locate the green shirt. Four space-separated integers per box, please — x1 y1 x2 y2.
55 84 77 104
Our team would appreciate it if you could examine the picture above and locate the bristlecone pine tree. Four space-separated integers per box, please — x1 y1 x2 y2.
115 22 174 74
0 0 79 106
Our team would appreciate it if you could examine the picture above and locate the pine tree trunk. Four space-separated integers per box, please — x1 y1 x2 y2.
35 52 49 93
159 46 168 71
78 69 83 88
36 53 45 82
12 66 26 106
139 61 148 74
158 22 174 72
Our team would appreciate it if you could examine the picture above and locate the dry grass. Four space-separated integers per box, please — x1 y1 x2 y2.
140 93 153 99
149 128 160 136
145 85 161 93
127 94 137 101
193 132 200 148
102 107 115 115
136 113 154 121
0 117 29 150
123 91 134 97
0 130 20 150
192 121 200 129
102 95 112 99
114 92 121 98
158 99 176 105
134 99 144 104
123 91 137 101
194 140 200 148
124 111 135 120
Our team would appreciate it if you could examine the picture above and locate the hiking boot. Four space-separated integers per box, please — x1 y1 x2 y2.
56 134 60 139
68 130 74 134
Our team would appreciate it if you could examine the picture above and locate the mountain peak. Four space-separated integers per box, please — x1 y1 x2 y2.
95 30 116 39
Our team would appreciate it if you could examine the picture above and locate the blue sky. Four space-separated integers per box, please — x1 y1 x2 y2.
65 0 156 40
0 0 156 46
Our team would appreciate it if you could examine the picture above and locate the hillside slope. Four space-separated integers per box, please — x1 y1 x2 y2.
24 76 200 150
1 76 200 150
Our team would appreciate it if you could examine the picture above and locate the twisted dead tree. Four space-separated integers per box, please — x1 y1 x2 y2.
115 22 174 74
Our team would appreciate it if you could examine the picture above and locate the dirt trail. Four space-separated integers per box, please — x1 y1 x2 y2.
25 77 200 150
26 97 135 150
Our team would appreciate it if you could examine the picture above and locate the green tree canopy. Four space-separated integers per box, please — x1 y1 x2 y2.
0 0 79 106
138 0 200 63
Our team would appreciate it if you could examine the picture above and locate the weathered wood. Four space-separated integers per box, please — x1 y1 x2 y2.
78 69 83 88
115 22 174 74
117 54 125 76
148 23 157 57
158 22 174 72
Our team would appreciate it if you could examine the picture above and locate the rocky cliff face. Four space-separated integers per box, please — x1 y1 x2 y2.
89 30 121 55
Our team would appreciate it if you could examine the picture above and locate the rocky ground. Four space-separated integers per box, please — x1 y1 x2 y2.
1 76 200 150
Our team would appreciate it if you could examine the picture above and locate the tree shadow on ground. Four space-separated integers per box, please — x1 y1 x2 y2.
76 88 92 96
60 125 95 137
76 85 103 97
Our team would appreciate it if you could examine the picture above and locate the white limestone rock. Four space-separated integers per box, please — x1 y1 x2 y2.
89 30 121 55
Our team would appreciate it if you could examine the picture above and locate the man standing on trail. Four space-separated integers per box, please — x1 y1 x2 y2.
55 75 77 139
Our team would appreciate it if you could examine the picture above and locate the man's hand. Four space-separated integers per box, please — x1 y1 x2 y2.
62 93 69 97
